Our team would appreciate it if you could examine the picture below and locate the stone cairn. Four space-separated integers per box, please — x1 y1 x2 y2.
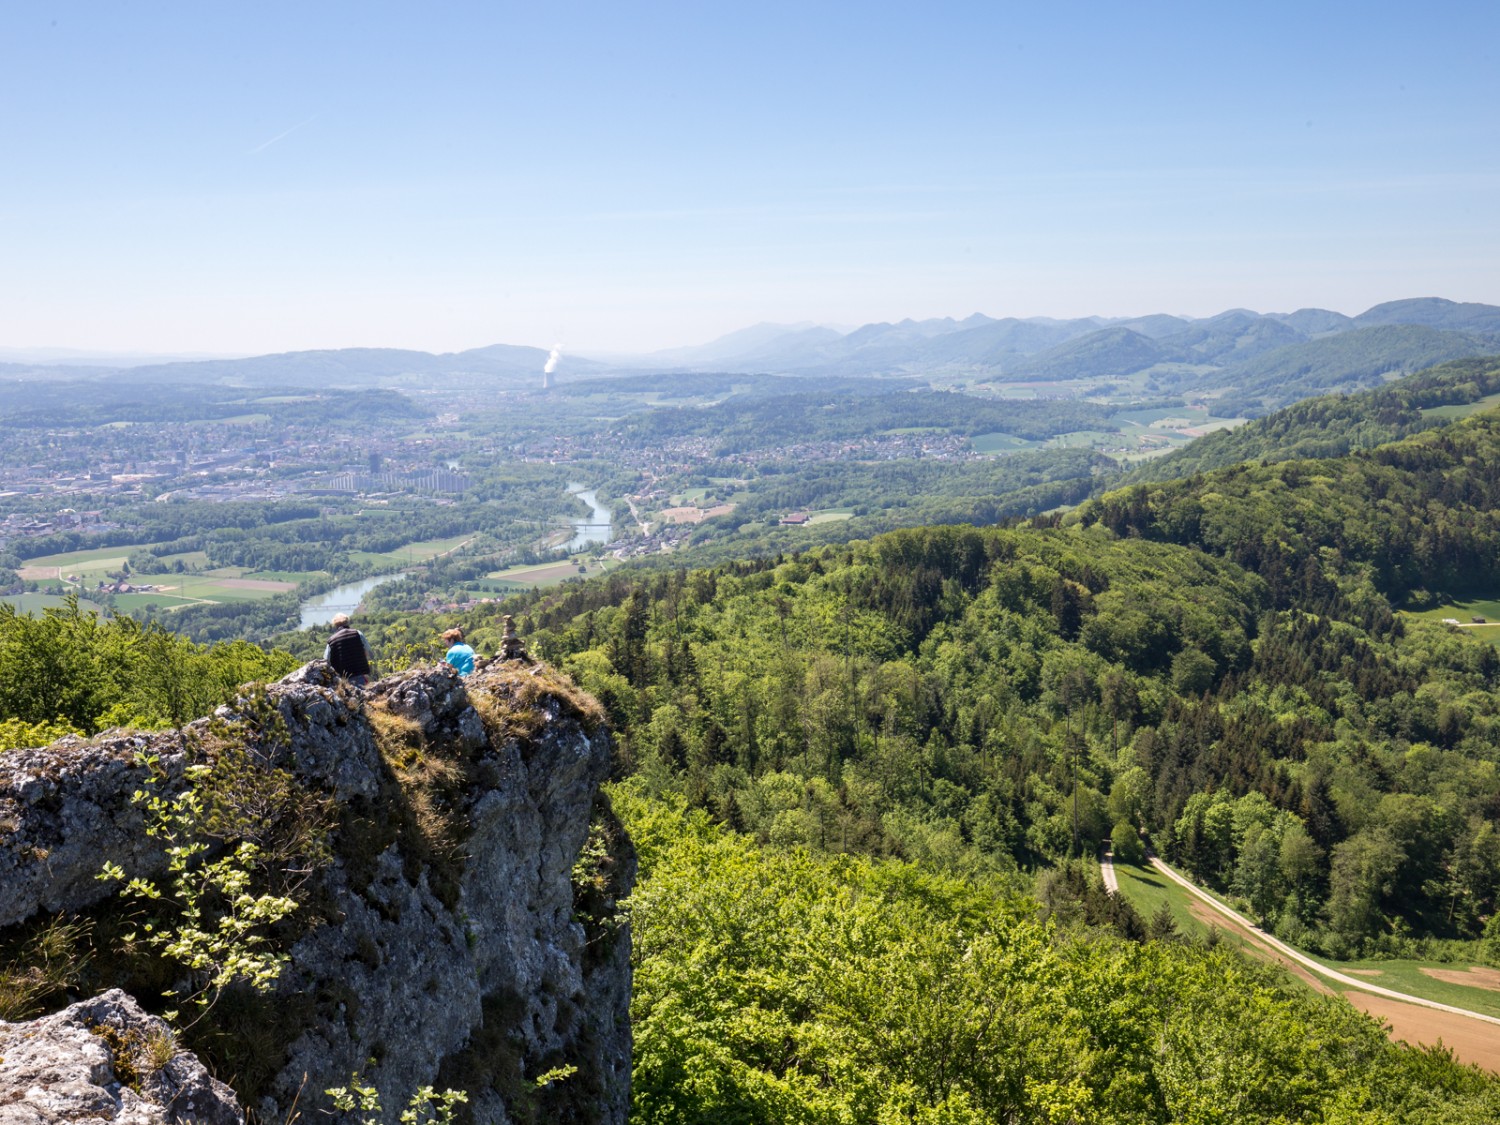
498 614 530 662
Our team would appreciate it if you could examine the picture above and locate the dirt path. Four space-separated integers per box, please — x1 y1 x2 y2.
1181 897 1335 995
1149 856 1500 1070
1099 846 1119 894
432 536 475 560
626 498 649 535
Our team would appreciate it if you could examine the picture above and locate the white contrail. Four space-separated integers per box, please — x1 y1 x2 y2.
544 345 562 375
249 113 319 155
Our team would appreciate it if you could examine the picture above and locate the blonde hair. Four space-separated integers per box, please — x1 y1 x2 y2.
443 628 464 644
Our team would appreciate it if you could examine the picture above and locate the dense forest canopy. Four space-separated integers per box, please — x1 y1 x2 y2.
622 787 1500 1124
1200 325 1500 418
468 402 1500 962
0 597 295 747
1080 401 1500 606
606 388 1120 452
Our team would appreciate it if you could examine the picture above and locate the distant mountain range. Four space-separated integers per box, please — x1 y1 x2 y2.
5 298 1498 410
0 342 608 390
629 298 1500 414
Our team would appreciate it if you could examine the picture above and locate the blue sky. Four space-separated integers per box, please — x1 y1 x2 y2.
2 1 1497 356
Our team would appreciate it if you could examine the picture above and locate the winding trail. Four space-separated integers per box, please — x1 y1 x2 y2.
1148 855 1500 1027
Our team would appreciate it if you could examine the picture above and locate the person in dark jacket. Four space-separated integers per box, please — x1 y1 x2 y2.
324 613 374 686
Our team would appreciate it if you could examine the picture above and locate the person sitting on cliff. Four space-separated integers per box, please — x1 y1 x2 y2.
443 627 475 676
324 613 374 687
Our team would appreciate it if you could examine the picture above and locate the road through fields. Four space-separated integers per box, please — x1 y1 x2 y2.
1146 855 1500 1071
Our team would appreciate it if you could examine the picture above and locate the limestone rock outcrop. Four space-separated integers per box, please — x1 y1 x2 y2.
0 660 634 1124
0 989 243 1125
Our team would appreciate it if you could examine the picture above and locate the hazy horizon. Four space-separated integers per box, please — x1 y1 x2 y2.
3 2 1497 357
2 296 1484 368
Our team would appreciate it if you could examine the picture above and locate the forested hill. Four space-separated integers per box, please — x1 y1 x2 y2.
458 440 1500 1112
466 399 1500 965
1128 355 1500 483
1078 395 1500 606
1200 323 1500 416
606 387 1118 452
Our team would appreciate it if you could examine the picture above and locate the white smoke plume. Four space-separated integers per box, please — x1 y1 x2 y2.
544 345 562 375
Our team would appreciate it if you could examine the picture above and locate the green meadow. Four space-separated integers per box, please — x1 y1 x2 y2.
21 544 152 575
346 534 477 569
1421 391 1500 420
0 593 109 615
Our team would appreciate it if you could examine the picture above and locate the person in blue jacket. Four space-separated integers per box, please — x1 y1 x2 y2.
443 627 475 676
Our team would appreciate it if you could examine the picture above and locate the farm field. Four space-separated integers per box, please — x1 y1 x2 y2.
806 509 854 524
1111 856 1500 1068
17 544 153 580
0 593 109 615
111 592 201 611
1113 405 1220 426
18 544 327 598
1403 596 1500 646
482 555 611 590
186 413 271 425
659 503 735 525
180 566 327 584
235 569 328 584
967 409 1243 461
131 574 299 602
1105 414 1244 461
1405 596 1500 623
347 534 477 569
1322 959 1500 1020
1045 429 1122 449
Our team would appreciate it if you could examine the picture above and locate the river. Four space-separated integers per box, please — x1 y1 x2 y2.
299 573 404 630
299 486 612 629
564 485 613 552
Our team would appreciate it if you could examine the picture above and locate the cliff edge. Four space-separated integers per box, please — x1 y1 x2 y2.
0 659 634 1125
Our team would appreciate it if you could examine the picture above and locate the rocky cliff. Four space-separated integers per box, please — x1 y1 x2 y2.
0 660 634 1124
0 990 243 1124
